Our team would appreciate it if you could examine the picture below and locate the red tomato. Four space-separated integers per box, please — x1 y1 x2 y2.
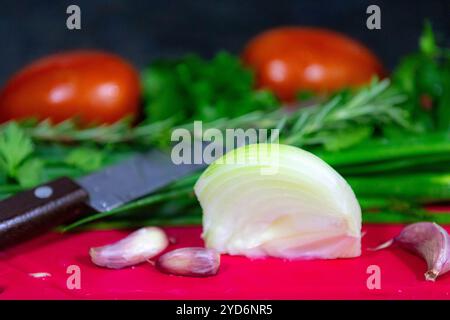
242 27 386 102
0 51 141 125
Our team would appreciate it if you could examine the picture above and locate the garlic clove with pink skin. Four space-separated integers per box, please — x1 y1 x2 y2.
373 222 450 281
90 227 169 269
396 222 450 281
156 247 220 277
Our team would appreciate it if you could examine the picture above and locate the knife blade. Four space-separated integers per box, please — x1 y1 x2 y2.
76 149 204 212
0 149 205 249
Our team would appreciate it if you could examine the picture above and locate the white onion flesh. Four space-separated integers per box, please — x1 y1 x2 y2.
194 143 361 260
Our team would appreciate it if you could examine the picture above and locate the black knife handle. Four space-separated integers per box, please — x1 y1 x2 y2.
0 177 91 249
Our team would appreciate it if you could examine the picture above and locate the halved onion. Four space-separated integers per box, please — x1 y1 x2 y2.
194 143 361 260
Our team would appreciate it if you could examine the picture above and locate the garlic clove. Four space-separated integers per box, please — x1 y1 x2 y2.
155 247 220 277
395 222 450 282
373 222 450 281
90 227 169 269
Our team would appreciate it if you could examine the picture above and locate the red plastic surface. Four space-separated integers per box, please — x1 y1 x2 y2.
1 223 450 300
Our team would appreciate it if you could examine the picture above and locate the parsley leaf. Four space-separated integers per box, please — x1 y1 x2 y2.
142 52 279 124
65 147 105 172
419 20 438 57
392 21 450 132
0 122 34 178
16 158 43 188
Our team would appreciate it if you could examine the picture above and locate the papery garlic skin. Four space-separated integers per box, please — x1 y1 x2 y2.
90 227 169 269
194 143 361 260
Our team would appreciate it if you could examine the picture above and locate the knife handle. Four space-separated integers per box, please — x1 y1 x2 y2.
0 177 91 249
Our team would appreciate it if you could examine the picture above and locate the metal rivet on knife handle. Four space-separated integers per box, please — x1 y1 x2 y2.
34 186 53 199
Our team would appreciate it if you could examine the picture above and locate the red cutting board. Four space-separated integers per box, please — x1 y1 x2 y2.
0 223 450 300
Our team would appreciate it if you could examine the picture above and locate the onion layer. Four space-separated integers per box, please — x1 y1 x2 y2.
194 143 361 260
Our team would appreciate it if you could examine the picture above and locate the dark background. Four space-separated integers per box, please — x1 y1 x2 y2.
0 0 448 84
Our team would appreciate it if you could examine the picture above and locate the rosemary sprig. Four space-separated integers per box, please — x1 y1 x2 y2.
13 117 176 144
9 79 408 150
282 79 409 148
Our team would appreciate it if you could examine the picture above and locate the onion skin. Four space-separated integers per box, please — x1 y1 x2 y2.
395 222 450 281
194 143 362 260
